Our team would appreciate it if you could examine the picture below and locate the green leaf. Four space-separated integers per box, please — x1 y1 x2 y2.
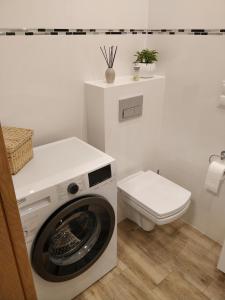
134 49 158 64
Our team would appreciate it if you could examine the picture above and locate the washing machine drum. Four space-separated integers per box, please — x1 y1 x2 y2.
31 195 115 282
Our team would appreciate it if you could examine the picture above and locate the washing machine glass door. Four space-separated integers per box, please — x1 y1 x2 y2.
31 195 115 282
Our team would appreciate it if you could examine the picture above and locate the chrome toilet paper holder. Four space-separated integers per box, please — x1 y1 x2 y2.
209 151 225 163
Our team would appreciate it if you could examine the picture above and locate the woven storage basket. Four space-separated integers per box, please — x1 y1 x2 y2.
2 126 33 175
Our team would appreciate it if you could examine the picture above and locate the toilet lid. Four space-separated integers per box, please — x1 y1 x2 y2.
118 171 191 219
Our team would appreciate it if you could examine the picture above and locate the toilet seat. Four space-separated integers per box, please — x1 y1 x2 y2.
118 170 191 221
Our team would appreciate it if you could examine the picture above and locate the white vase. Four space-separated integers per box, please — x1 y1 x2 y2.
139 63 156 78
105 68 115 83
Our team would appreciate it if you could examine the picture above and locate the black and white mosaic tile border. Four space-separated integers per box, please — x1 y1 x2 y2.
1 28 225 36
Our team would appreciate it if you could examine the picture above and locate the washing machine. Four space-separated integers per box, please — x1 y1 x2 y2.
13 137 117 300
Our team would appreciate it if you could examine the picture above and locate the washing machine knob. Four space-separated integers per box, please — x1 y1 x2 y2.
67 183 79 194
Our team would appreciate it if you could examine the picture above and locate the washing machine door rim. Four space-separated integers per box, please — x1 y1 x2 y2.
31 194 115 282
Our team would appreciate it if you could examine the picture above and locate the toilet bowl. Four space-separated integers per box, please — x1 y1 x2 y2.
118 170 191 231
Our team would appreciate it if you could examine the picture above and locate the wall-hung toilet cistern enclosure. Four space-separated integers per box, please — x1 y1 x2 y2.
13 137 117 300
85 76 166 222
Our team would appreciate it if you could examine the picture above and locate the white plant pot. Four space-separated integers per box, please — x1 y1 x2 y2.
139 62 156 78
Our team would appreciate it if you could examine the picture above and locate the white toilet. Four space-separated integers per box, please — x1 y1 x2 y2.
118 170 191 231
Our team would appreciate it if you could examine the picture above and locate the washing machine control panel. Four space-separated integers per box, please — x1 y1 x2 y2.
57 176 85 201
67 182 79 194
88 164 112 187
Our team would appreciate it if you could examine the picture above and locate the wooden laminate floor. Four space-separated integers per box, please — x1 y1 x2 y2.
76 219 225 300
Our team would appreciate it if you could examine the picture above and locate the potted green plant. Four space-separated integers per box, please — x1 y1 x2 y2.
134 49 158 78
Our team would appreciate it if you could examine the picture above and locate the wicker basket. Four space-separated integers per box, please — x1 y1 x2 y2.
2 126 33 175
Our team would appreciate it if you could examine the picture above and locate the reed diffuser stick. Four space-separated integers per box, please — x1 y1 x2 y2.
112 46 117 68
104 46 109 66
100 47 109 67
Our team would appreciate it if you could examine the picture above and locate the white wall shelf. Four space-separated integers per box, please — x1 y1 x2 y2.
85 75 165 89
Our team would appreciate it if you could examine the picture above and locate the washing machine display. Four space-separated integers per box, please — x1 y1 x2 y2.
31 194 115 282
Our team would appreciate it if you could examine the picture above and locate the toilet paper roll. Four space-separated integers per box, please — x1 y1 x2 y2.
205 161 225 194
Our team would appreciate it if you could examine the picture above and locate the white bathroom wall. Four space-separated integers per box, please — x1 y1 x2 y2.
0 1 148 146
0 35 146 146
148 0 225 29
147 1 225 244
0 0 149 28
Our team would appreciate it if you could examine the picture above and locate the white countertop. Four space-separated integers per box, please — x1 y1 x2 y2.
85 75 165 89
